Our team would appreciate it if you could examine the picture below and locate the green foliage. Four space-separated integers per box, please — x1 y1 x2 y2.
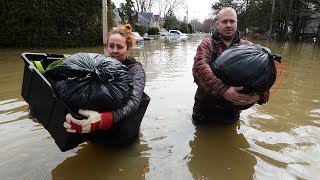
0 0 103 48
211 0 320 41
107 0 115 31
134 25 144 36
164 9 179 30
238 0 272 33
211 0 239 16
188 24 193 33
147 27 159 35
161 8 193 34
178 23 188 33
118 0 137 25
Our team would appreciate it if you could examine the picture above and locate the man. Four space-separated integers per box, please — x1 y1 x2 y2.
192 7 269 124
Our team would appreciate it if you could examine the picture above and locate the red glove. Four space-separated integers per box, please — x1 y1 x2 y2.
63 109 113 133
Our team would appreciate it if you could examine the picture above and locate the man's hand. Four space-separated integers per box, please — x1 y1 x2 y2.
245 94 260 104
223 86 260 106
63 109 113 134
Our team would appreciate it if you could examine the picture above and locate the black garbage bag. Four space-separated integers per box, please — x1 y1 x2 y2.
211 44 282 110
44 53 133 112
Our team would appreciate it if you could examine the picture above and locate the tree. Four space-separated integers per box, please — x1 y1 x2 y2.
119 0 138 25
290 0 313 40
190 19 201 32
107 0 115 31
202 18 215 33
268 0 276 39
156 0 185 20
163 8 179 30
0 0 102 47
211 0 239 16
209 0 320 41
135 0 154 12
315 1 320 44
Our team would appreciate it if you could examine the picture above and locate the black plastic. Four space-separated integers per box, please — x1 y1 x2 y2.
21 52 151 151
211 44 281 110
43 53 133 112
212 44 279 94
21 53 88 151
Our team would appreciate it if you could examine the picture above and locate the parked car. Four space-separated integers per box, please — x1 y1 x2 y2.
160 30 188 37
132 32 144 43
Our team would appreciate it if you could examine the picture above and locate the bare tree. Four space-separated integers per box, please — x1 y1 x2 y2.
190 19 201 32
202 18 215 33
131 0 186 28
135 0 154 12
157 0 185 19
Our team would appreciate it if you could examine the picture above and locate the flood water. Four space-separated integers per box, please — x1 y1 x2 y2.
0 34 320 179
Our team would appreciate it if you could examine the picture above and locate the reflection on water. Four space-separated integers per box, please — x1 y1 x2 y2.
52 142 150 179
188 123 256 179
0 35 320 179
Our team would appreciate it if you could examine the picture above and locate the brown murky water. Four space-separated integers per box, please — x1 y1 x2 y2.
0 35 319 179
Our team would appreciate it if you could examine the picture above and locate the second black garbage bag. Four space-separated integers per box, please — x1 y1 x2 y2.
211 44 282 110
44 53 133 112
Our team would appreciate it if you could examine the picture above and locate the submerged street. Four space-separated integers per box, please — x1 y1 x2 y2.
0 34 320 179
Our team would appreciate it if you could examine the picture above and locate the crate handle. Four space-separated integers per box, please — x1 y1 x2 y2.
28 64 35 72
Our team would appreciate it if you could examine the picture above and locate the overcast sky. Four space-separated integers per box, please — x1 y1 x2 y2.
112 0 217 22
176 0 215 22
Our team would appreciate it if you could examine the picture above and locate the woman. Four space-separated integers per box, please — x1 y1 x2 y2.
63 24 146 146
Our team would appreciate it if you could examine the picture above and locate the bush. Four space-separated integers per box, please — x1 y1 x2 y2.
133 25 144 36
147 27 159 35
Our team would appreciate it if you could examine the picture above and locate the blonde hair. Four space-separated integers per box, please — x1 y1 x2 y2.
107 24 136 50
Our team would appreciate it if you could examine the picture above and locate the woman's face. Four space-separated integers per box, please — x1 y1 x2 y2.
107 34 129 61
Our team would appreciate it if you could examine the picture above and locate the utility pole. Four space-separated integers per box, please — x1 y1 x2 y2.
102 0 108 46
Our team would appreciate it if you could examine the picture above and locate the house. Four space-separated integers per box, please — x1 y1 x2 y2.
154 15 165 28
113 8 159 31
138 12 159 29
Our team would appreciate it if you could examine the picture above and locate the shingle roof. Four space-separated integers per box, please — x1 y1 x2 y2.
139 12 154 21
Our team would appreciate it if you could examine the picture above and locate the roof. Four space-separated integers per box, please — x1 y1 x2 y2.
138 13 149 22
139 12 154 21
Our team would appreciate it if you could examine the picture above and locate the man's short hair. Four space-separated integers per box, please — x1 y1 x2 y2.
216 7 237 21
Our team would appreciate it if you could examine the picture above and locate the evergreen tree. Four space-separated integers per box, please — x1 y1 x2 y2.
119 0 137 25
164 9 179 30
107 0 115 31
211 0 238 15
0 0 102 47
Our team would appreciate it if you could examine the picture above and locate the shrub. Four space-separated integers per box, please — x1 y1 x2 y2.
147 27 159 35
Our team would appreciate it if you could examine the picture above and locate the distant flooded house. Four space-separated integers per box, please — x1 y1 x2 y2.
137 12 159 29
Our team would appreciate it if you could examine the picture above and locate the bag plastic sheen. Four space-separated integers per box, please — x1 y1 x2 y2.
211 44 282 110
44 53 133 112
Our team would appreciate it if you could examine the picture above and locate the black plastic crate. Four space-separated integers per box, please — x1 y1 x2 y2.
21 52 150 151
